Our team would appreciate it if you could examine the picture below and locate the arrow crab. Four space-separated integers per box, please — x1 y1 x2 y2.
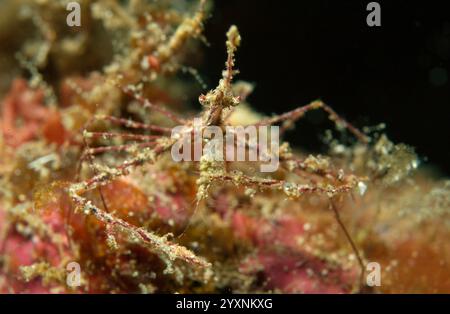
68 22 370 288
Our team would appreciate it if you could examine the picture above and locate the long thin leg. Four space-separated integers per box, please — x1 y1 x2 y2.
252 100 369 143
204 171 364 288
95 115 172 133
82 136 110 214
121 86 187 125
75 115 168 177
212 172 356 198
84 131 162 142
80 142 157 161
68 141 210 270
329 200 366 290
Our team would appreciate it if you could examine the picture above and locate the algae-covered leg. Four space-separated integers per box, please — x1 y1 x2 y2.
253 100 369 143
68 141 211 277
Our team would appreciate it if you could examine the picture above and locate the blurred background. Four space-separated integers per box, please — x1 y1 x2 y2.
201 0 450 175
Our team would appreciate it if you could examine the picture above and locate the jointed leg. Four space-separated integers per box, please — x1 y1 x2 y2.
69 139 210 271
75 113 170 177
253 100 369 143
83 131 162 142
80 142 157 162
87 115 172 134
121 86 187 125
203 170 364 290
329 200 366 289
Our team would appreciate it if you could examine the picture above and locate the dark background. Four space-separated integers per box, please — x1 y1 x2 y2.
200 0 450 176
